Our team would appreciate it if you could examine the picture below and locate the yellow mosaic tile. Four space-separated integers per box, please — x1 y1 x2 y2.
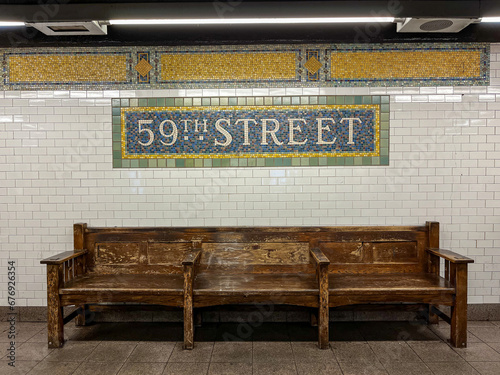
135 58 153 77
9 54 128 83
304 56 322 75
331 50 481 79
161 52 296 81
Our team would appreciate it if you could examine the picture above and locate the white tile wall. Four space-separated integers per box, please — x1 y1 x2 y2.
1 46 500 306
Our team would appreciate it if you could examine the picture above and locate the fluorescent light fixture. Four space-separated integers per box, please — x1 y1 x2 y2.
0 21 25 27
109 17 395 25
481 17 500 22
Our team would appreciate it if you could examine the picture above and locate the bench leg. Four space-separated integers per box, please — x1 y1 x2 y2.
194 310 202 327
310 311 318 327
184 305 194 350
184 264 195 350
75 304 90 326
47 265 64 348
318 264 329 349
450 263 468 348
428 305 439 325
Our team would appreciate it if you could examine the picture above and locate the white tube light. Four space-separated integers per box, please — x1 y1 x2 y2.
481 17 500 22
109 17 395 26
0 22 25 27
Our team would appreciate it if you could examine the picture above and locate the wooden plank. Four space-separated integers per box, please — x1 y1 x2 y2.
370 242 418 263
46 264 64 348
73 223 87 251
95 242 140 265
92 264 182 275
200 242 309 266
193 294 319 308
451 263 468 348
317 263 329 349
184 264 194 349
320 242 366 264
328 273 454 294
60 274 184 294
148 242 191 265
182 248 202 266
193 273 319 295
41 250 87 265
427 248 474 264
330 294 454 307
328 263 423 274
61 294 184 307
309 248 330 266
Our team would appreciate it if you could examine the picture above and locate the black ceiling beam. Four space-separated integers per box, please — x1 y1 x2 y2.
0 1 492 22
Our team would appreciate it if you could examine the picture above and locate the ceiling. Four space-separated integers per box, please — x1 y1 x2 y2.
0 0 500 47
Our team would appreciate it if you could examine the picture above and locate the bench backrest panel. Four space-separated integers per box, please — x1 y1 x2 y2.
319 228 429 273
76 224 434 275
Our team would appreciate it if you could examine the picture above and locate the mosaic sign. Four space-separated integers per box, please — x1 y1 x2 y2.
112 96 389 168
1 43 489 90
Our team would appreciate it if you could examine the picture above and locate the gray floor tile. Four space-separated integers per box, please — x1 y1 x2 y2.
118 362 166 375
0 324 44 344
0 360 39 375
383 362 433 375
487 342 500 353
338 361 388 375
73 361 123 375
15 342 53 361
45 341 99 362
253 342 294 362
469 361 500 375
163 362 209 375
369 341 422 364
408 341 464 362
468 327 500 343
210 342 252 363
291 342 335 363
253 362 298 375
295 361 343 375
168 342 214 362
86 342 137 362
453 343 500 362
430 325 482 343
468 322 497 327
426 361 481 375
127 342 175 362
208 362 252 375
490 321 500 327
331 341 378 363
28 361 81 375
25 329 48 343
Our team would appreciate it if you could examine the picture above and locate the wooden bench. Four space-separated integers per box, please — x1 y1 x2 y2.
320 221 473 348
40 224 329 349
41 222 472 350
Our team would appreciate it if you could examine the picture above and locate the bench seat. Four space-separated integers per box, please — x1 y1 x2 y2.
329 273 454 295
329 273 455 307
194 273 318 295
60 274 184 295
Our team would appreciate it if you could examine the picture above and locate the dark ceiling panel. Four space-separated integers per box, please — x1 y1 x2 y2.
0 0 499 47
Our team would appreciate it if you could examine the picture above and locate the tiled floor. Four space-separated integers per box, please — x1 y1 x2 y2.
1 320 500 374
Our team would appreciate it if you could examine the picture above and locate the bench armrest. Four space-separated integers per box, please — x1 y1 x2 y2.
182 248 202 266
309 248 330 267
41 250 88 265
427 248 474 264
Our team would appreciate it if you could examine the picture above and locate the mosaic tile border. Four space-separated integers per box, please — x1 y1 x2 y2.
112 95 390 168
0 43 489 90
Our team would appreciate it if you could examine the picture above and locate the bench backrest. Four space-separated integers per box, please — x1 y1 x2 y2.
74 222 438 275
